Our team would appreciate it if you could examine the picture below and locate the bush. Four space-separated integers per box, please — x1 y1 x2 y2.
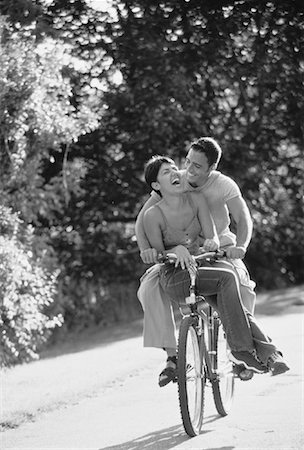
0 206 63 367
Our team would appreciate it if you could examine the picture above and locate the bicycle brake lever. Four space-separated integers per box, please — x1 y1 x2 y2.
157 252 167 263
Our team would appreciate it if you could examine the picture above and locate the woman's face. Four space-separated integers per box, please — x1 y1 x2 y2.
152 162 183 194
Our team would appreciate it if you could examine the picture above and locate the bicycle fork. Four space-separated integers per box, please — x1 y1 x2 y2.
197 311 219 383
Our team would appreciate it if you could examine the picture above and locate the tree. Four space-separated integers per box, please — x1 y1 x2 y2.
0 18 99 222
0 12 103 342
76 0 303 287
1 0 303 348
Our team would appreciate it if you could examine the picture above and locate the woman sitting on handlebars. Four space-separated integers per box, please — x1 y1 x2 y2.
142 155 289 387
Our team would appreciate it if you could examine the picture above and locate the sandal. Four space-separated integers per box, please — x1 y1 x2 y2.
239 368 254 381
233 364 254 381
158 356 177 387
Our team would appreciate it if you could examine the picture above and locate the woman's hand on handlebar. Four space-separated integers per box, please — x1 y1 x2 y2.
140 248 159 264
202 238 219 252
171 245 196 270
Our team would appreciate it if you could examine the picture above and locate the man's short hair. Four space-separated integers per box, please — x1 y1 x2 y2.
190 137 222 167
144 155 175 194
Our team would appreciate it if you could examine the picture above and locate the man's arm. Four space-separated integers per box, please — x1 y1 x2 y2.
226 196 253 259
135 194 159 263
191 192 219 250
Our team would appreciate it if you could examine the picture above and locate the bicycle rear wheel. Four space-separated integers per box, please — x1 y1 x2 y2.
177 315 204 437
211 318 235 416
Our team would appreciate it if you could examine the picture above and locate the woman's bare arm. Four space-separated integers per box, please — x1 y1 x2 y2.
143 206 165 254
135 195 159 251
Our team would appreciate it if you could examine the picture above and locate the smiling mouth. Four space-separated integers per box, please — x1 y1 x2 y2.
171 175 181 186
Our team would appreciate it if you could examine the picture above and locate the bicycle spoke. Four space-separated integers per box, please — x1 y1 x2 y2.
212 321 235 415
177 317 204 437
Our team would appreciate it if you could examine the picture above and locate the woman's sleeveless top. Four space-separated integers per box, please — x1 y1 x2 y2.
156 194 201 255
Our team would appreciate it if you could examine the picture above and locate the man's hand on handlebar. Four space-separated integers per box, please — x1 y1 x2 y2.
202 238 219 252
225 246 246 260
140 248 158 264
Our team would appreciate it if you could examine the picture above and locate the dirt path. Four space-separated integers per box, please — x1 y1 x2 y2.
1 286 304 450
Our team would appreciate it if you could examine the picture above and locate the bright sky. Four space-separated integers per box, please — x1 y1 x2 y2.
86 0 122 87
86 0 113 12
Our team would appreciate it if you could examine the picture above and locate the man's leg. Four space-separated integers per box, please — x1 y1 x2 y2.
224 257 256 378
163 261 255 352
246 313 290 375
229 258 256 314
195 261 256 352
162 261 265 373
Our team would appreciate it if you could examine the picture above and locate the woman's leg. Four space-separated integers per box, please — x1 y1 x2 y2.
138 264 177 349
139 265 179 387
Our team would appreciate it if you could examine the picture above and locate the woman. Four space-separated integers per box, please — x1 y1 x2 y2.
142 155 289 387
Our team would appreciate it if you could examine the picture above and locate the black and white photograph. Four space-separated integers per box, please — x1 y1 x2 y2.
1 0 303 449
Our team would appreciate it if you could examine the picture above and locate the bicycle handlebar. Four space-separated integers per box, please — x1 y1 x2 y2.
158 249 226 265
157 250 226 305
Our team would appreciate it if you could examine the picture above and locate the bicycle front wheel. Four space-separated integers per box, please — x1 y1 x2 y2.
177 315 204 437
211 319 235 416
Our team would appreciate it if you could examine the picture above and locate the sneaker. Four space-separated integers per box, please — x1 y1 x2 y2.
267 352 290 376
230 350 266 374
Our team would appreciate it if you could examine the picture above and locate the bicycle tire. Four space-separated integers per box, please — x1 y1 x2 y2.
211 318 235 416
177 315 205 437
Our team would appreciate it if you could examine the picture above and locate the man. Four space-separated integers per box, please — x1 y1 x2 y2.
136 137 264 384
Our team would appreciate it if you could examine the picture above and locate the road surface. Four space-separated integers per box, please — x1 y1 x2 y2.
2 290 304 450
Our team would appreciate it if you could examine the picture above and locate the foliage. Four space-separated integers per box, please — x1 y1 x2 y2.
0 1 303 360
0 15 100 224
0 14 101 362
0 206 63 367
81 0 303 287
49 214 142 330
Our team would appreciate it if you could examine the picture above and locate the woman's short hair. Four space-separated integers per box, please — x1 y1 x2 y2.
144 155 175 194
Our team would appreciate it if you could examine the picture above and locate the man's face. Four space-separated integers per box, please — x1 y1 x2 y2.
185 149 213 187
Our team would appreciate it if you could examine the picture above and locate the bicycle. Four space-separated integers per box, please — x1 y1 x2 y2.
160 251 235 437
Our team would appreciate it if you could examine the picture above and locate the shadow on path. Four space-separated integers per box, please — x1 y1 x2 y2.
99 424 187 450
99 420 235 450
99 413 233 450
